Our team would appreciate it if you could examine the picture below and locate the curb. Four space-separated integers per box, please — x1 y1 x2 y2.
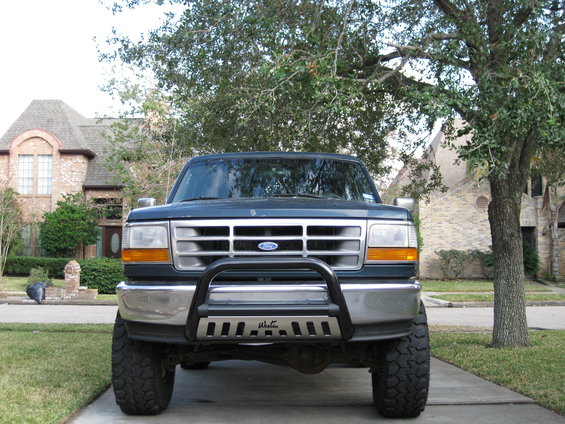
0 298 117 306
423 296 565 308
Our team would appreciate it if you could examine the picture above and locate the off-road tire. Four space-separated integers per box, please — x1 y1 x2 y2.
180 360 211 370
371 301 430 418
112 313 175 415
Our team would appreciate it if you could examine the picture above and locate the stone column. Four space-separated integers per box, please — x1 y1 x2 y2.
64 260 81 299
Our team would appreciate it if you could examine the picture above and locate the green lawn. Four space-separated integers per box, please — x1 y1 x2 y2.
421 280 551 292
431 330 565 415
0 323 113 424
431 293 565 303
0 276 65 292
96 294 118 301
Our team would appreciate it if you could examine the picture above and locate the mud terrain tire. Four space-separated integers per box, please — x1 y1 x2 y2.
372 301 430 418
112 313 175 415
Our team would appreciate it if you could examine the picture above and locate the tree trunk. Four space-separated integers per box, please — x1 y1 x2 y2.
548 186 560 280
488 175 531 347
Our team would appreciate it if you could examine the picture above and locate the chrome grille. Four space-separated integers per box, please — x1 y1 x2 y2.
171 219 366 271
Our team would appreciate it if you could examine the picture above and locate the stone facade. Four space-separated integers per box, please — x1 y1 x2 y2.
387 122 565 279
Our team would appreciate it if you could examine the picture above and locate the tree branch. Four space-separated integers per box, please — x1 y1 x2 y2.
434 0 469 24
512 6 533 28
334 0 356 76
545 22 565 59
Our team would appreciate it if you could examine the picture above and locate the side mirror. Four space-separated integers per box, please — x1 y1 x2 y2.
393 197 415 212
137 198 157 209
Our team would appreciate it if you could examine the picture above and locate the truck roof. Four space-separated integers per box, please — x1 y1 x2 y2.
188 151 365 163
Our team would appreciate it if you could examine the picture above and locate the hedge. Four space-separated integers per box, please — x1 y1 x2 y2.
79 258 123 294
4 256 71 279
4 256 124 294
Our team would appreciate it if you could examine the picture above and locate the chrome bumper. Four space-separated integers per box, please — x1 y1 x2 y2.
117 281 421 328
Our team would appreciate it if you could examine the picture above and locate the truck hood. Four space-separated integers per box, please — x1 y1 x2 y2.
127 198 411 221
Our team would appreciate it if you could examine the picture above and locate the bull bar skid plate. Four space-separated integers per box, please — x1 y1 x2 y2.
185 257 355 342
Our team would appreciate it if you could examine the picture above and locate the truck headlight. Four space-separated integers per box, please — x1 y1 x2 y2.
122 223 171 263
366 222 418 262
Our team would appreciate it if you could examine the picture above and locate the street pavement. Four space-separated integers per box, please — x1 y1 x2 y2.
1 303 565 329
1 302 564 423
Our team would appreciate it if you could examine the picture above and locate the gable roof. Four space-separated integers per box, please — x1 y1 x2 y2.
0 100 120 188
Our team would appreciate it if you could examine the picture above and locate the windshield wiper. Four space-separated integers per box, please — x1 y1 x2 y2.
179 196 224 202
272 193 327 199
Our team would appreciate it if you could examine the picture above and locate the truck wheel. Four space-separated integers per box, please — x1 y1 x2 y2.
371 301 430 418
180 360 211 370
112 313 175 415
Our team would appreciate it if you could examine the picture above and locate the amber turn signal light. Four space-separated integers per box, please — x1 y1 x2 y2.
122 248 170 263
367 248 418 261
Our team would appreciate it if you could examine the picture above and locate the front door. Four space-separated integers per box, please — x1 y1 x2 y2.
104 226 123 259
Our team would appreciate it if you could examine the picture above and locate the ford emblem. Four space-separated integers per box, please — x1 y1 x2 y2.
258 241 279 251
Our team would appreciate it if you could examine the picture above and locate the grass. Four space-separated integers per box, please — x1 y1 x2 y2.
431 293 565 302
96 294 118 301
0 323 113 424
431 330 565 415
0 276 65 292
421 280 551 292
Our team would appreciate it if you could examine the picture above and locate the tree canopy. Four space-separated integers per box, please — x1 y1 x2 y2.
104 0 564 347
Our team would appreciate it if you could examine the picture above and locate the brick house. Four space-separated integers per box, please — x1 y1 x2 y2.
0 100 124 258
386 122 565 279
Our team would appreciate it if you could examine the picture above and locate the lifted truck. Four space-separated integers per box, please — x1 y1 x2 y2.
112 152 429 418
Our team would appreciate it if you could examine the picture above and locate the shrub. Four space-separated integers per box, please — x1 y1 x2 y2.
79 258 123 294
436 249 467 279
27 267 52 287
40 193 99 257
4 256 71 278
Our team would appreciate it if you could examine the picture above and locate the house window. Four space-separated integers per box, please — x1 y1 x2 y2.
17 154 53 195
530 175 543 197
21 224 33 256
18 155 34 194
38 155 53 194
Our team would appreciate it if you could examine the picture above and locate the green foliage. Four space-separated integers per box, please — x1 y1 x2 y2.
40 194 100 257
4 256 70 279
27 267 52 288
0 188 23 277
79 258 123 294
102 0 412 180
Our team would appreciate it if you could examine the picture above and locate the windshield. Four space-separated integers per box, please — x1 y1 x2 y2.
171 157 378 203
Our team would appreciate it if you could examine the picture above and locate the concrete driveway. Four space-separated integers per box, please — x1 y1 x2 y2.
70 358 564 424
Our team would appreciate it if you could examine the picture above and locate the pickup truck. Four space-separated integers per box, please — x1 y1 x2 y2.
112 152 429 418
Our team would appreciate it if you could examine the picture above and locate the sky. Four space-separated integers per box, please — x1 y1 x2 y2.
0 0 165 135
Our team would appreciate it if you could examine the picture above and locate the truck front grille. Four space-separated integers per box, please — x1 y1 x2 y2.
171 219 366 271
